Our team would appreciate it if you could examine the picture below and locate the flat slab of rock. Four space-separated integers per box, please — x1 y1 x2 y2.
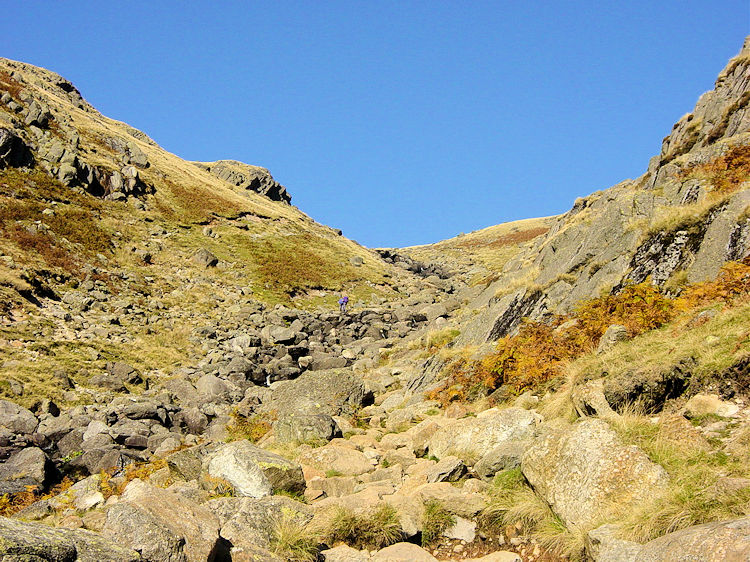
521 419 668 527
0 516 139 561
428 407 540 461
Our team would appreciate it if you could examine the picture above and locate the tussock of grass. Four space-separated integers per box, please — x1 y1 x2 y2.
271 514 320 562
421 500 455 547
609 411 750 542
481 468 587 561
323 503 403 550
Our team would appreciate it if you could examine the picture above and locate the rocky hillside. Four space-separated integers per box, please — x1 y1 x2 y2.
434 38 750 345
0 39 749 562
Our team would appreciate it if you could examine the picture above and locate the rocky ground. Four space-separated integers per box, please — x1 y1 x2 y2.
1 33 750 562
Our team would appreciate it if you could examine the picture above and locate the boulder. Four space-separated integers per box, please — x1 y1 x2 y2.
683 393 740 418
274 413 340 443
0 399 38 434
406 482 487 518
206 440 305 496
521 419 668 527
424 455 465 483
588 517 750 561
596 324 629 354
262 369 368 418
322 544 371 561
635 516 750 561
0 447 49 494
0 515 139 561
298 445 374 476
428 407 539 461
473 440 526 480
206 442 272 498
206 496 312 554
192 248 218 268
103 479 222 562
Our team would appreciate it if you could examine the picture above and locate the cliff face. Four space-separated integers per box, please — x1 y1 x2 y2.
457 38 750 345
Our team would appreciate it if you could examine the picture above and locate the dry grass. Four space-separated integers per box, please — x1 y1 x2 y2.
271 513 320 561
322 503 403 550
610 411 750 542
481 468 588 561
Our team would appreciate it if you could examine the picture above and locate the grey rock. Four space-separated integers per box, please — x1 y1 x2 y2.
522 419 668 527
428 407 539 461
596 324 629 354
192 248 218 268
0 447 49 494
103 479 221 562
273 413 340 444
0 400 38 434
473 440 527 480
0 516 139 561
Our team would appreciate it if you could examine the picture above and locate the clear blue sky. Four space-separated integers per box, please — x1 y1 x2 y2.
2 2 748 247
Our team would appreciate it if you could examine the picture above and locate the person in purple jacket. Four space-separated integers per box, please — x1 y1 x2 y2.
338 294 349 313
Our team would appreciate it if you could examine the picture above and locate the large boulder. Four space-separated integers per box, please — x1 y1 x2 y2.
103 479 222 562
427 407 539 461
261 369 369 418
205 440 305 496
274 413 340 444
588 517 750 561
521 419 668 527
0 446 49 494
0 516 139 561
206 496 312 557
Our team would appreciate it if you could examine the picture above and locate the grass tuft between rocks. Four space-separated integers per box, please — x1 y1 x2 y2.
322 503 403 550
481 468 587 561
421 499 455 547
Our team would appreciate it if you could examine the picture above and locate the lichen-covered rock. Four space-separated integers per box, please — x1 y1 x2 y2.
298 444 374 476
589 517 750 561
261 369 368 418
521 419 668 527
0 516 139 561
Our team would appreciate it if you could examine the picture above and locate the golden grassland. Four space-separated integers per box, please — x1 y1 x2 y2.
402 216 555 283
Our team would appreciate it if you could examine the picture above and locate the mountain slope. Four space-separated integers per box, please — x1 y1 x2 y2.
450 38 750 345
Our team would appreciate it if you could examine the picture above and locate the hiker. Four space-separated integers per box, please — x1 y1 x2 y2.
338 294 349 313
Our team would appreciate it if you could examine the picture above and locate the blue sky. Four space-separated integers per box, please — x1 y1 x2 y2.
1 2 748 247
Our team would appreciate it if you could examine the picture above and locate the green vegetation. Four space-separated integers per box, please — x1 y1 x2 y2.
609 411 750 542
226 411 274 443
